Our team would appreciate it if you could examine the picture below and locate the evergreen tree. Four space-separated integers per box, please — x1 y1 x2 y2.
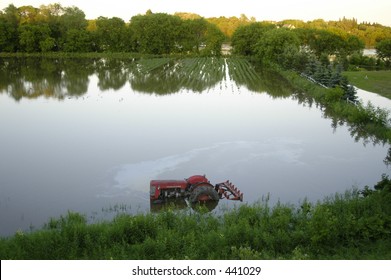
340 76 358 103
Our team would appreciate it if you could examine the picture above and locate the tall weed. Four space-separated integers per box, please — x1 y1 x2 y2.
1 183 390 259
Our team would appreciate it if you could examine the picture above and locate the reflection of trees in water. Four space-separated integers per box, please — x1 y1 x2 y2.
252 68 296 98
129 57 226 94
0 58 62 101
61 59 95 96
226 58 296 98
292 88 391 165
2 56 390 165
0 57 297 100
177 57 226 93
129 58 182 94
128 57 295 96
323 105 390 146
95 59 129 91
0 57 94 100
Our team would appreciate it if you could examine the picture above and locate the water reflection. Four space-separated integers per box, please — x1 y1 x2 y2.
0 58 96 100
0 57 292 99
96 59 129 91
1 57 390 181
226 59 295 97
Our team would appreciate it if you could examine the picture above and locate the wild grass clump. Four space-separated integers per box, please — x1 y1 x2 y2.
1 176 390 260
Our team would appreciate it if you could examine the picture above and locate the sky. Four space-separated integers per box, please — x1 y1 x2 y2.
1 0 391 27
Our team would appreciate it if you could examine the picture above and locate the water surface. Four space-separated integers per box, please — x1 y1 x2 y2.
0 57 389 236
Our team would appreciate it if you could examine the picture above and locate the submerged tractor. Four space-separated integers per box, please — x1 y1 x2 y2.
150 175 243 209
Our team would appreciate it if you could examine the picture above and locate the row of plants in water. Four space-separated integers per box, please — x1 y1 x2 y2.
0 176 390 259
0 56 293 99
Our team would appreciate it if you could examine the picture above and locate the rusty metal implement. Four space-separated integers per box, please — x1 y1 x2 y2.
150 175 243 203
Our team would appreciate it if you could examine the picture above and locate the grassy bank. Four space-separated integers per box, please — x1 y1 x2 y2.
0 178 390 260
343 71 391 98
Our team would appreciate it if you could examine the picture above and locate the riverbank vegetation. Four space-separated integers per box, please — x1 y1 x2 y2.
0 176 390 260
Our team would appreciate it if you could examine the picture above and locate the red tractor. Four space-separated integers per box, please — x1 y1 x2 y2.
150 175 243 205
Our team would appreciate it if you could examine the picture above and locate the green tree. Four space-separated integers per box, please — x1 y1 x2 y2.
0 4 20 52
18 5 39 24
129 13 182 54
38 4 64 51
58 6 88 51
63 29 92 52
95 17 127 52
345 35 365 55
179 18 208 53
60 6 87 30
201 22 225 56
298 29 345 57
39 36 55 52
207 14 252 39
376 39 391 66
256 28 301 68
18 23 54 52
231 22 275 56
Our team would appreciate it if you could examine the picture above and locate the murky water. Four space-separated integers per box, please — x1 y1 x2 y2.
0 57 389 236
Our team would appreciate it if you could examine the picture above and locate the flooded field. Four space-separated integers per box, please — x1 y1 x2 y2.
0 57 389 236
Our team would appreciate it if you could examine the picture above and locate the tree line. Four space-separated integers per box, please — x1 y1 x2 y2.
182 15 391 48
0 4 224 55
231 21 391 101
3 4 391 55
275 18 391 48
231 21 389 63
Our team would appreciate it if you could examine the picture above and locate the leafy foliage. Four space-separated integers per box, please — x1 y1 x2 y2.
255 28 301 68
0 4 225 56
376 39 391 67
231 22 275 56
206 14 255 39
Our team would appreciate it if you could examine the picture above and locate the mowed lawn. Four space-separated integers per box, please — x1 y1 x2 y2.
344 70 391 98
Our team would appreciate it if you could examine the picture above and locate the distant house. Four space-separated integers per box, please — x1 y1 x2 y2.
363 49 377 57
221 43 232 55
282 24 296 29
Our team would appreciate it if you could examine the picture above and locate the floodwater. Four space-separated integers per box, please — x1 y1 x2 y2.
0 57 389 236
356 87 391 110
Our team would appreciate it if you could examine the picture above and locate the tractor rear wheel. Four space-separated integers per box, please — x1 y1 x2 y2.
189 185 219 203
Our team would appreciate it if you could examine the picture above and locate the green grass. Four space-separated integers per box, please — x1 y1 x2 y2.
0 180 390 260
343 70 391 98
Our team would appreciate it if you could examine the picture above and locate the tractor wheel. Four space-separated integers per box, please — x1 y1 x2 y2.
189 185 219 203
191 200 219 212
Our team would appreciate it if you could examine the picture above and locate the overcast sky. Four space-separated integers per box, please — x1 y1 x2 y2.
1 0 391 26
